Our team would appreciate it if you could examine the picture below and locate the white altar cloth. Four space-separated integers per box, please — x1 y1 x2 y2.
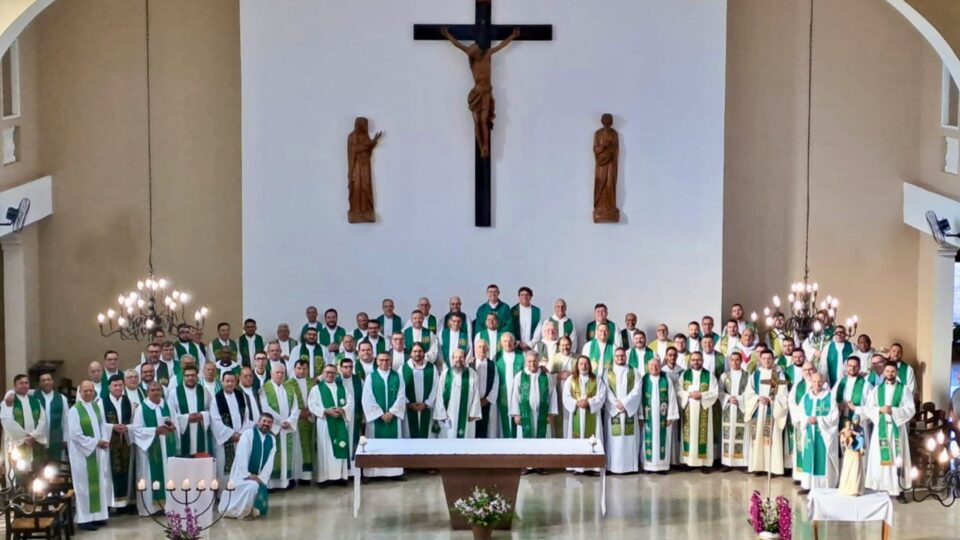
808 488 894 526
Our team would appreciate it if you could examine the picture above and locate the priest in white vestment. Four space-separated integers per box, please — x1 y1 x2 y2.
475 313 502 357
510 287 543 350
548 298 578 351
276 323 297 361
471 340 500 439
434 350 482 438
401 344 440 439
863 361 915 499
307 365 352 483
744 351 789 475
562 356 606 473
337 358 365 476
676 352 719 469
0 374 48 471
533 320 560 366
494 334 524 439
640 358 679 473
438 313 472 369
36 372 69 465
285 360 316 483
582 323 615 376
289 328 325 379
131 383 178 516
719 352 750 469
833 357 873 448
661 347 685 465
259 364 299 489
167 365 213 457
799 372 839 492
211 372 255 488
67 381 114 531
219 413 277 519
510 351 559 441
818 326 855 388
787 360 816 482
604 349 643 473
361 352 408 478
887 343 917 396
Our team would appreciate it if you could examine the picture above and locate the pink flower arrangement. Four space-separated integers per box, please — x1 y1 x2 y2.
748 490 792 540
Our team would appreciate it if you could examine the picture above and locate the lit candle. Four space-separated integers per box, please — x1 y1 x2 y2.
43 465 57 481
166 480 175 491
197 479 206 491
182 479 191 491
227 480 235 491
153 481 160 491
138 479 146 491
32 478 44 495
211 479 220 491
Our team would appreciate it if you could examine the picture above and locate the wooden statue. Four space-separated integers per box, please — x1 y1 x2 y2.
837 415 866 496
347 117 383 224
440 26 520 158
593 113 620 223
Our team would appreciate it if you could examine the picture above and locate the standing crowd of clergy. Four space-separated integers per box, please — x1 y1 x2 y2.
0 284 921 529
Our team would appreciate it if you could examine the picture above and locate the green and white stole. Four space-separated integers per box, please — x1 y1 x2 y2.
586 320 615 342
360 337 387 355
835 375 866 424
519 371 550 439
802 392 831 476
217 363 242 381
319 326 346 348
478 329 501 354
896 361 910 386
175 384 209 456
440 328 471 368
442 369 472 438
74 402 105 513
317 380 349 460
587 340 614 372
248 431 273 517
12 394 42 456
402 362 435 438
681 370 711 459
261 381 295 479
495 352 524 438
140 401 177 502
569 376 598 439
791 379 807 466
300 323 319 342
286 378 315 471
550 316 574 338
371 370 401 438
175 340 203 362
627 347 654 370
156 360 181 387
642 374 670 460
825 341 854 387
239 334 265 368
607 368 636 437
211 339 239 361
403 327 434 352
377 314 403 335
877 383 905 465
511 304 541 342
43 392 66 461
297 344 326 378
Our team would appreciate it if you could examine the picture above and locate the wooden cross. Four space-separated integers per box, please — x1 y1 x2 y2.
414 0 553 227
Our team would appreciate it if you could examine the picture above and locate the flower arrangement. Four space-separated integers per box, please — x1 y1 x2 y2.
748 491 792 540
165 508 200 540
452 487 514 528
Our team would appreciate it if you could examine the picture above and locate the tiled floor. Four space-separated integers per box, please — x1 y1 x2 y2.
79 470 959 539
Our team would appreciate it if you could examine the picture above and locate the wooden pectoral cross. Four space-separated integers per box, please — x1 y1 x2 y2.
414 0 552 227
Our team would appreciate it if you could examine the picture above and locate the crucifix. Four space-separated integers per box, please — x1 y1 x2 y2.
414 0 552 227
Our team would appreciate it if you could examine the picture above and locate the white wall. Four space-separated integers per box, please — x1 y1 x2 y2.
241 0 727 335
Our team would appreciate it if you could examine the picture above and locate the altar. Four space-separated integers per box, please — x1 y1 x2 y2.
354 439 607 530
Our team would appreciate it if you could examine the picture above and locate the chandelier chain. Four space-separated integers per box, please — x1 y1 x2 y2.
145 0 154 275
803 0 814 281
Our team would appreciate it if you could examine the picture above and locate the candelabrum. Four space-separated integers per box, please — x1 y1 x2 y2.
97 274 208 341
136 477 235 536
898 424 960 506
756 279 858 343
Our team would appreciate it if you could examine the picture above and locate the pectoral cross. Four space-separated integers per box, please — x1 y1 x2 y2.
414 0 552 227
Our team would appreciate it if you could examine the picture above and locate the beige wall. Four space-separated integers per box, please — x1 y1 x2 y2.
723 0 949 399
30 0 241 382
0 23 42 190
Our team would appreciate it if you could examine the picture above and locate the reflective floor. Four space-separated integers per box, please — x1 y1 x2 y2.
80 470 959 539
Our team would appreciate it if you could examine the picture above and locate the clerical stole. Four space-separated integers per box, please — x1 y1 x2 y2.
587 340 614 372
442 369 472 439
297 345 326 378
75 403 104 514
262 382 295 480
372 370 401 438
239 334 265 368
403 327 433 353
825 342 854 387
495 353 524 438
627 348 654 370
402 363 435 438
569 376 598 439
585 320 616 342
642 374 669 461
722 373 749 461
13 394 42 460
318 381 350 459
285 379 315 472
519 371 550 439
608 369 636 437
440 329 471 368
141 402 177 502
176 385 212 456
45 393 66 462
248 432 273 517
682 370 711 459
103 395 133 502
802 392 832 477
319 327 346 348
876 383 905 465
835 376 866 425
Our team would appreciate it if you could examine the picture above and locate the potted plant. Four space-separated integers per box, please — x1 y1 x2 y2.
452 487 514 540
165 508 200 540
748 491 792 540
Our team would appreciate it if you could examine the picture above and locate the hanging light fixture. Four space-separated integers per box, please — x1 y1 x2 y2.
97 0 208 341
757 0 857 345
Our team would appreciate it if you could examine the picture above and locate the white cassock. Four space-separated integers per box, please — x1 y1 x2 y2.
0 393 48 470
508 369 559 439
287 376 313 482
361 369 407 477
339 375 363 476
604 365 643 473
167 385 212 456
390 350 407 373
472 358 500 439
401 360 441 439
799 389 840 490
131 399 175 516
676 369 719 468
719 369 751 468
67 401 113 524
863 382 915 495
259 381 299 489
514 304 543 348
307 380 353 482
219 428 276 519
743 368 789 474
641 373 680 472
661 364 685 465
562 375 606 472
433 367 482 439
496 350 525 438
210 390 255 486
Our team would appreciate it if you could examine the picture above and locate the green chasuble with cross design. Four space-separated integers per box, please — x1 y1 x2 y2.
285 378 315 473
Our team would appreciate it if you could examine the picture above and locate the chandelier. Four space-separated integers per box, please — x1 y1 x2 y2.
96 0 208 341
756 0 857 343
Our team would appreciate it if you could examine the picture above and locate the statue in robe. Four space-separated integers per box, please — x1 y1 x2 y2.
347 117 383 223
440 27 520 158
593 113 620 223
837 415 866 496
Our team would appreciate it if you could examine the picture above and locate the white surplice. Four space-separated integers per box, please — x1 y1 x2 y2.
604 365 643 473
131 399 174 516
219 428 276 519
210 390 255 486
259 381 299 489
720 369 751 468
508 370 558 439
863 382 915 495
743 368 789 474
361 369 407 477
640 373 679 473
561 375 606 472
67 401 114 524
307 380 352 482
433 367 483 439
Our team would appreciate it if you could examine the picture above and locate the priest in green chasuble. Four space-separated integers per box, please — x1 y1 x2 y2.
433 349 482 439
743 351 789 475
35 372 69 465
833 357 872 440
787 359 815 481
307 365 351 483
818 326 855 388
886 343 917 395
359 320 388 357
299 305 321 342
585 303 620 347
562 356 606 472
361 352 407 478
474 284 513 339
628 331 655 371
640 358 679 473
494 334 525 438
238 318 266 369
403 310 438 361
799 372 839 492
259 364 299 489
319 308 347 354
676 352 719 469
604 349 643 474
219 413 277 519
475 313 502 356
289 328 326 379
509 351 558 442
863 361 915 498
67 381 113 531
405 297 439 335
286 360 316 482
582 323 615 375
401 344 440 439
175 324 206 365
